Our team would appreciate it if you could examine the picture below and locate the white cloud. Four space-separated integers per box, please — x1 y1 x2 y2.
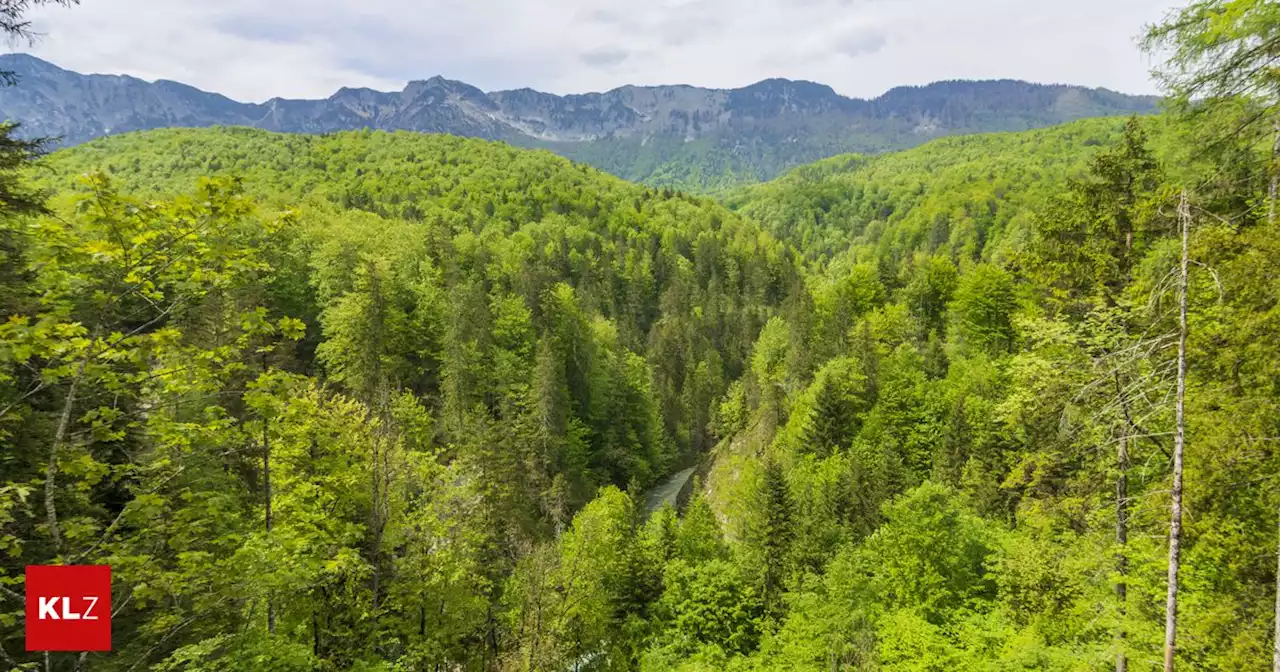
25 0 1179 102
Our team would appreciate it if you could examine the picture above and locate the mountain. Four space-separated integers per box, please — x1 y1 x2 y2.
0 52 1159 189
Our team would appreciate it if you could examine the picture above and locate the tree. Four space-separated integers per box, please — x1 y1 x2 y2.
1144 1 1280 221
1164 190 1192 672
904 255 959 339
1028 118 1164 311
804 375 854 459
751 317 794 437
801 358 867 458
0 122 49 217
949 264 1018 355
758 457 793 623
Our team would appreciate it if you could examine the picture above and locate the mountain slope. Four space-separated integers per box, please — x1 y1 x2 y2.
1 53 1159 189
726 115 1154 264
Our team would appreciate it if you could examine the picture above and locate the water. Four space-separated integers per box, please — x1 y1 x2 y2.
643 466 696 516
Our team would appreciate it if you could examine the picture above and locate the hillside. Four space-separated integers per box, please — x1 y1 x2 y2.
669 109 1280 671
5 127 806 670
0 53 1158 190
726 116 1146 263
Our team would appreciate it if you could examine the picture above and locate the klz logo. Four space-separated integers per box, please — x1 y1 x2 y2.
25 565 112 652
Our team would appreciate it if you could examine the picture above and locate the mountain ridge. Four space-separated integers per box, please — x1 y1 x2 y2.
0 53 1160 188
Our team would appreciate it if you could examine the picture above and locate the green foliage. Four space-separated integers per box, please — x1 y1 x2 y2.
1025 117 1168 311
6 9 1280 668
949 263 1018 355
726 116 1142 266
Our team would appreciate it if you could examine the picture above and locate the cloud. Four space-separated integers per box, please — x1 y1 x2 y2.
832 26 888 59
24 0 1171 103
579 47 630 68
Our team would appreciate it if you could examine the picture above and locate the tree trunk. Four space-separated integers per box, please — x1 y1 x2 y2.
264 413 275 635
1116 433 1129 671
46 355 89 554
366 261 388 615
370 433 383 612
1164 190 1191 672
1269 122 1279 227
1115 372 1134 672
1273 506 1280 672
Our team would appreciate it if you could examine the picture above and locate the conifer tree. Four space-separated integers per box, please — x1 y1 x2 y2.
759 457 794 623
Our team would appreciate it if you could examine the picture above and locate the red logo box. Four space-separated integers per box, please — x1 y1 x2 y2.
25 565 112 652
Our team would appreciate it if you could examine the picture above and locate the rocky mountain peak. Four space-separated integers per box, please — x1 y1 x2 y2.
0 54 1160 188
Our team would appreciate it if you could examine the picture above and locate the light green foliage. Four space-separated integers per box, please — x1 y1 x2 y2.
726 117 1139 265
645 559 761 666
5 6 1280 667
2 128 803 670
948 263 1018 355
1144 0 1280 111
852 482 996 622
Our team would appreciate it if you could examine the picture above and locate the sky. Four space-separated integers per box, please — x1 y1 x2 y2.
23 0 1181 103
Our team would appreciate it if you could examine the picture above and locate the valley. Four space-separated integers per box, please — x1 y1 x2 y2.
2 1 1280 670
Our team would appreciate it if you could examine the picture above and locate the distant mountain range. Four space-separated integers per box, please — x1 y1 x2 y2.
0 53 1160 189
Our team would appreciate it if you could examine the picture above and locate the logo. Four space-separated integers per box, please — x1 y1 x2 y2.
25 565 112 652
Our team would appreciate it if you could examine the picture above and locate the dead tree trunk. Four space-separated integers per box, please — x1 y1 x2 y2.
264 411 275 635
1270 122 1279 227
46 354 91 555
1273 506 1280 672
1115 374 1131 672
1268 124 1280 672
1164 190 1191 672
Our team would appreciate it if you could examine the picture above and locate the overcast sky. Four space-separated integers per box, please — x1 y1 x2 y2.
24 0 1180 103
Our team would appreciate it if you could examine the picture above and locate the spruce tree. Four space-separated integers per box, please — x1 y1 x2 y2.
760 457 794 623
804 374 854 458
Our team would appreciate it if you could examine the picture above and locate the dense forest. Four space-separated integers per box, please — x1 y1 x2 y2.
3 0 1280 670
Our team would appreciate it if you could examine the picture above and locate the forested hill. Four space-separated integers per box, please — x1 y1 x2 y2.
35 125 803 483
0 52 1158 189
5 126 806 669
726 115 1145 263
683 108 1280 669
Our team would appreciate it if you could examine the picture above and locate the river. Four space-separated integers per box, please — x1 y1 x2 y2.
642 466 696 516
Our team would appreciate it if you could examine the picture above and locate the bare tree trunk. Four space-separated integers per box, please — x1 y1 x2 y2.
1116 420 1129 671
264 413 275 635
1114 370 1139 672
1273 506 1280 672
1164 190 1191 672
370 433 382 612
1270 122 1279 227
46 355 89 554
1261 120 1278 672
366 262 388 615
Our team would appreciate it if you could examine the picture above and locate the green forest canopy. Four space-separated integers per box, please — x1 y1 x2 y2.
4 1 1280 669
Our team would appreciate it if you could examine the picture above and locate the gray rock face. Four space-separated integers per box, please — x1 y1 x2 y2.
0 53 1159 187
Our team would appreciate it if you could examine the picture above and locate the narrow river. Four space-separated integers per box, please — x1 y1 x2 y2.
562 466 699 672
642 466 696 516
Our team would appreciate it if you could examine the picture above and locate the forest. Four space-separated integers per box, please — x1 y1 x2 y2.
3 0 1280 670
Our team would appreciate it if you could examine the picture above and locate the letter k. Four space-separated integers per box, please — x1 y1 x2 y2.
38 596 59 620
